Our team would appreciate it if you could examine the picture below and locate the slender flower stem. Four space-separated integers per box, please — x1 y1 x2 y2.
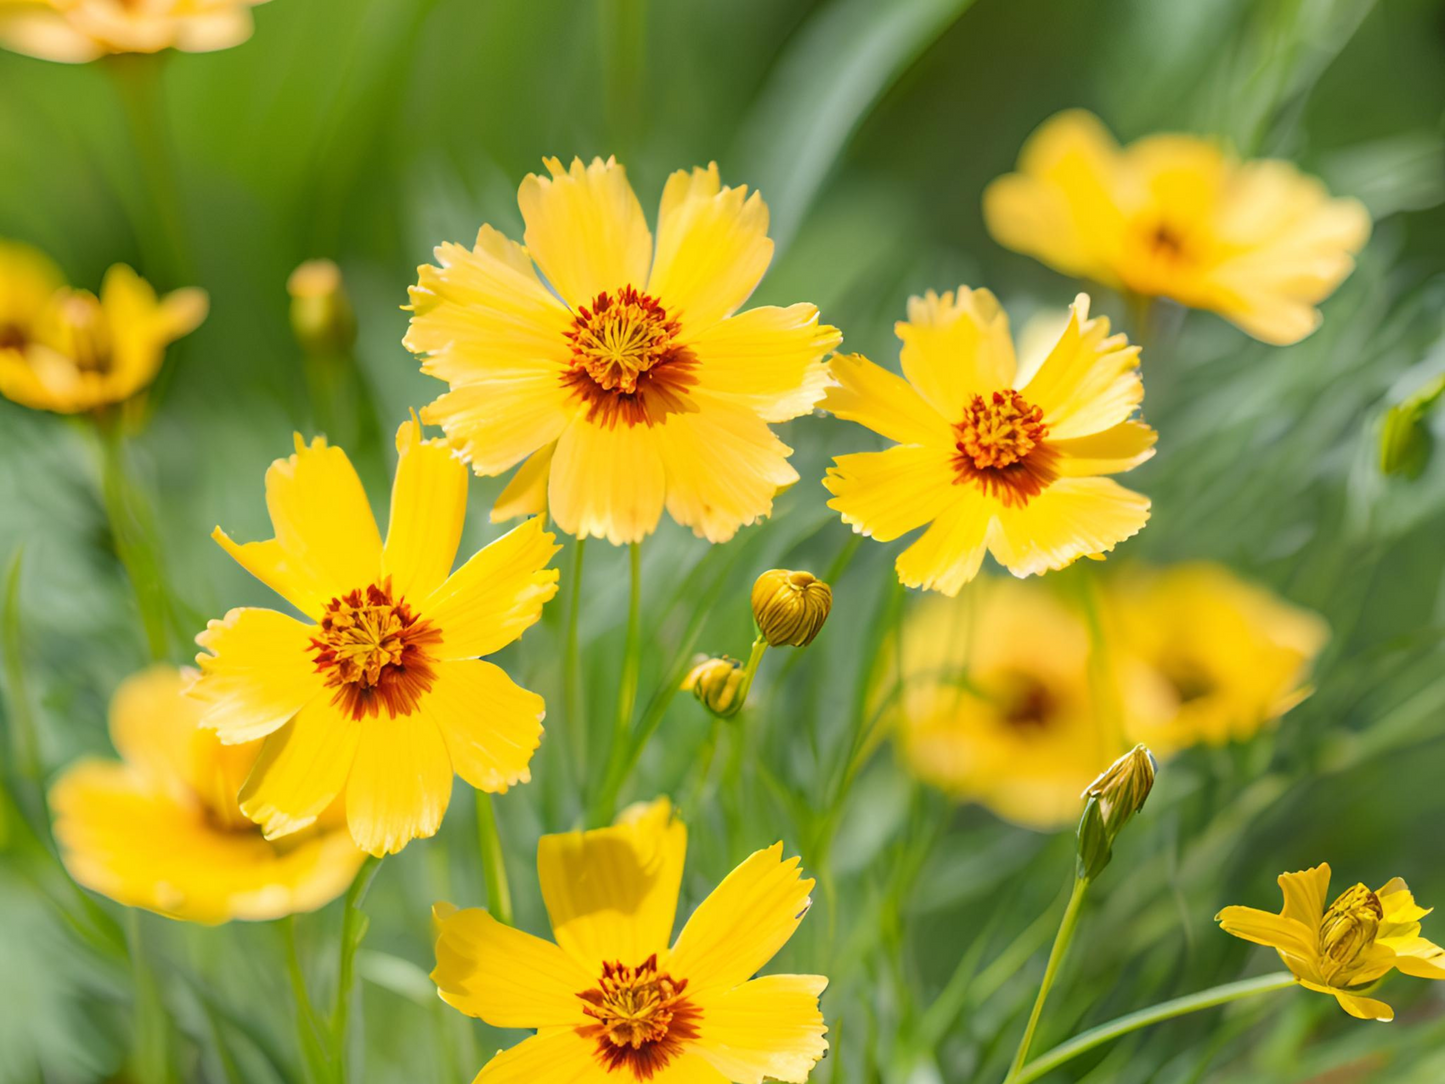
331 855 382 1082
96 420 170 661
281 916 330 1084
127 909 174 1084
475 792 514 925
614 541 643 745
1005 875 1091 1082
2 550 43 799
1010 972 1297 1084
562 538 588 783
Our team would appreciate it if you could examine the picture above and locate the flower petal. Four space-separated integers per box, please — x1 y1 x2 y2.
383 419 469 604
547 418 667 545
491 443 556 524
420 377 571 479
1279 864 1332 929
688 304 839 423
894 487 993 596
823 444 955 543
1333 991 1394 1022
212 531 327 619
896 287 1017 418
239 698 361 840
1386 936 1445 980
109 666 206 797
985 477 1150 577
425 660 544 794
690 974 829 1084
1020 295 1142 440
1052 420 1157 476
820 353 953 446
473 1028 600 1084
1215 905 1317 961
192 607 322 744
345 711 453 856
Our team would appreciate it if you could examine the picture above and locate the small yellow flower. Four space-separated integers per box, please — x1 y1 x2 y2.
0 0 266 63
0 257 206 414
682 655 746 718
889 578 1117 830
1109 563 1327 756
432 798 828 1083
405 156 841 545
983 110 1371 345
50 667 364 924
823 290 1153 594
287 258 356 356
189 419 560 856
1217 863 1445 1021
751 569 832 647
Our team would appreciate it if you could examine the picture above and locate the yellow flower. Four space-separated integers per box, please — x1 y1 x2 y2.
432 798 828 1083
1109 563 1328 756
1217 863 1445 1021
405 157 841 545
823 290 1153 594
890 578 1117 830
49 667 364 924
0 0 266 63
983 110 1371 345
0 259 206 414
287 258 356 356
189 419 560 856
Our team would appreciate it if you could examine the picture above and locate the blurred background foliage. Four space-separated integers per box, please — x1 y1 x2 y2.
2 0 1445 1081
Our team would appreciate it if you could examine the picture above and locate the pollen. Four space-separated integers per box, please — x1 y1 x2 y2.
1318 884 1384 984
577 955 701 1079
310 581 441 721
952 390 1058 506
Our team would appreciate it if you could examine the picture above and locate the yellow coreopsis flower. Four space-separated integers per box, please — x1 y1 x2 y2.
189 419 560 856
0 0 265 63
50 667 365 924
983 110 1371 345
0 258 206 414
432 798 828 1083
1109 563 1328 756
889 578 1116 830
405 156 842 545
823 290 1154 594
1217 863 1445 1021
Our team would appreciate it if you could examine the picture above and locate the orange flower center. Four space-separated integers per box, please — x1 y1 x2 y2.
310 581 440 720
561 286 698 429
1318 884 1383 984
577 955 701 1079
952 390 1057 506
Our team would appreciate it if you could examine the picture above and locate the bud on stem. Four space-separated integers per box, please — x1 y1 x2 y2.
1076 744 1156 881
751 569 832 647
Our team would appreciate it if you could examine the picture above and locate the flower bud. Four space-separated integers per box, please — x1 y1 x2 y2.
1380 374 1444 479
682 656 745 718
287 259 356 356
750 569 832 647
1076 744 1156 880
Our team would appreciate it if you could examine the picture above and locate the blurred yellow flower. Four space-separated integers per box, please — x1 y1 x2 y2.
432 798 828 1083
50 667 364 924
0 0 266 63
190 419 559 856
0 257 206 414
405 156 841 545
823 291 1153 594
890 578 1117 830
1217 863 1445 1021
983 110 1371 345
1109 563 1327 756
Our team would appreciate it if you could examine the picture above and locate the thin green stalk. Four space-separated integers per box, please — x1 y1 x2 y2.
475 792 513 925
562 538 588 782
1010 972 1297 1084
1005 876 1091 1082
2 550 42 796
127 909 175 1084
614 541 644 747
281 917 330 1084
331 855 382 1082
97 421 170 660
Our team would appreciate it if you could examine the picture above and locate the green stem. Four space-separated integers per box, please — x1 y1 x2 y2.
562 538 588 784
1005 876 1091 1082
97 420 170 661
331 855 382 1082
1010 972 1297 1084
475 792 513 925
281 917 329 1084
127 909 174 1084
593 542 643 824
2 550 43 796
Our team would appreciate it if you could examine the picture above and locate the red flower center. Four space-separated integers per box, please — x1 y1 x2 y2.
952 390 1058 507
577 955 701 1079
310 581 440 720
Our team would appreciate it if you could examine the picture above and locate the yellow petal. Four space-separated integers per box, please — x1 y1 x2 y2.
820 352 953 446
652 1054 731 1083
894 487 993 596
537 798 686 972
985 477 1150 577
345 711 453 856
896 287 1017 418
668 842 814 996
431 905 592 1028
491 443 555 524
383 418 468 603
1019 295 1142 440
212 531 327 619
1052 420 1157 476
1386 936 1445 980
656 399 798 543
424 660 543 793
192 607 322 744
1333 991 1394 1022
1278 864 1332 929
547 418 667 545
473 1028 600 1084
518 156 653 309
688 304 839 423
420 373 572 478
649 164 773 331
690 974 829 1084
156 286 209 341
823 444 956 543
1215 905 1316 961
239 698 360 840
423 517 561 660
109 666 205 798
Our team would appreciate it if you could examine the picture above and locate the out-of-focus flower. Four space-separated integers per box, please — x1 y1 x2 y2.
1379 374 1445 479
1076 743 1155 880
0 260 206 414
823 291 1153 595
432 798 828 1083
287 258 356 356
683 655 746 718
0 239 63 346
1217 863 1445 1021
751 569 831 647
1108 563 1327 756
983 110 1370 345
49 667 364 924
405 157 841 544
189 420 559 856
889 578 1117 830
0 0 267 64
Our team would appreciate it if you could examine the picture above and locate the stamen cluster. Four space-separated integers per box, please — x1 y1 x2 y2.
577 955 700 1079
1318 884 1384 984
952 390 1058 506
311 581 440 720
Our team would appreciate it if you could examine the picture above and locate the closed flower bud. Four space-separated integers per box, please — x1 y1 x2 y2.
683 656 746 718
1379 374 1443 479
1077 744 1156 880
751 569 832 647
287 259 356 356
